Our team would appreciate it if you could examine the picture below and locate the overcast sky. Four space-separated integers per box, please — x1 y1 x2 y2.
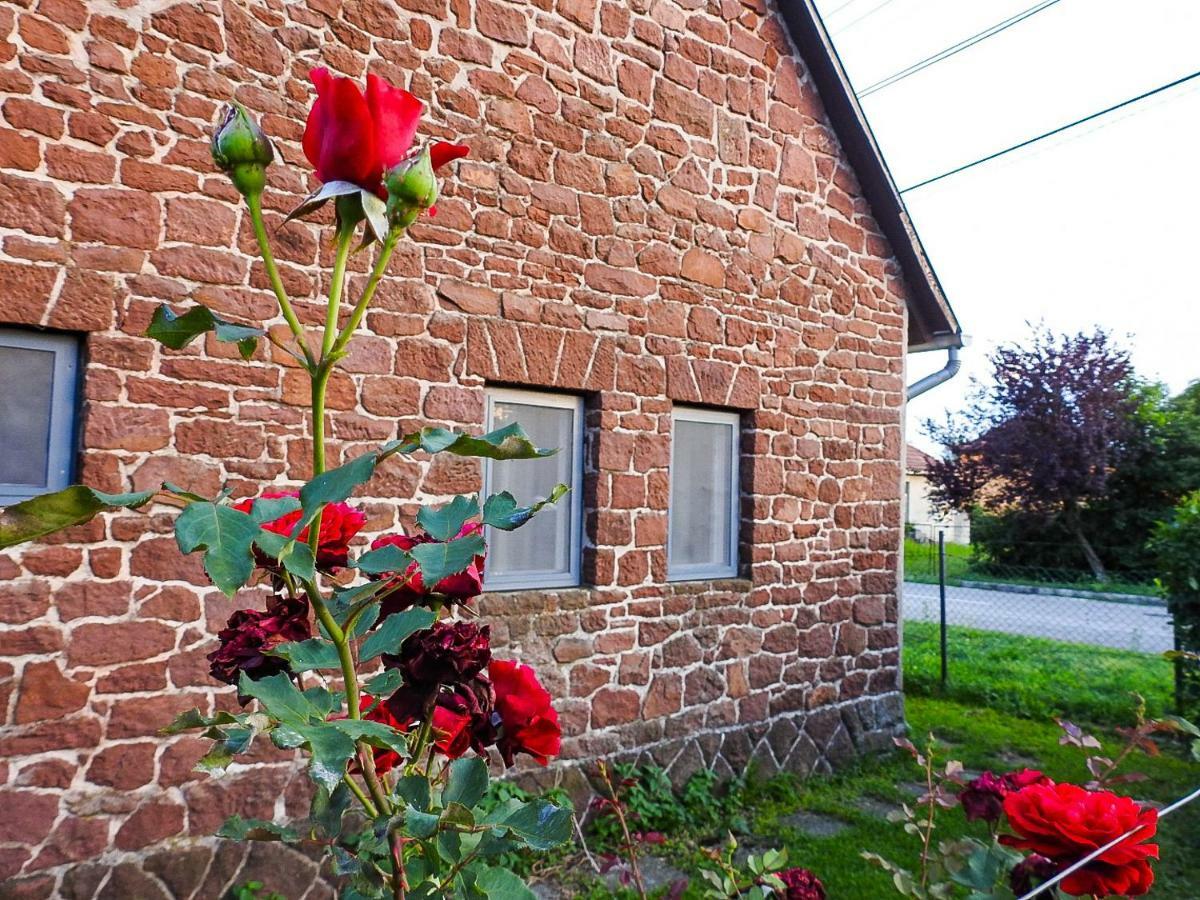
813 0 1200 453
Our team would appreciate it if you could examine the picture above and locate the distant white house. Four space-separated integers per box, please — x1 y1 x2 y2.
905 444 972 544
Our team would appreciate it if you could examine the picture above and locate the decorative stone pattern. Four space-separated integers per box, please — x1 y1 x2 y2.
0 0 909 893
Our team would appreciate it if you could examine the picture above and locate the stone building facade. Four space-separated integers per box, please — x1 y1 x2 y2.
0 0 959 894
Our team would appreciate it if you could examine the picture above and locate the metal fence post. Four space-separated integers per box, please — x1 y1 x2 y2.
939 529 948 689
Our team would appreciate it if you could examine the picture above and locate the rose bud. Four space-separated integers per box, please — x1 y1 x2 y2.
211 102 274 198
384 146 438 230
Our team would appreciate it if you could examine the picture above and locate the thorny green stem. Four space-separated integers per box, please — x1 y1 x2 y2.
246 192 313 368
322 224 355 360
918 739 937 890
343 774 378 818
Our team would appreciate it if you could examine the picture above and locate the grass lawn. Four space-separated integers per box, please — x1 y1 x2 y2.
554 628 1196 899
903 620 1176 723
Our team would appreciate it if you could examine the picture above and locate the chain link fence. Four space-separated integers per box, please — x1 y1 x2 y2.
900 527 1180 708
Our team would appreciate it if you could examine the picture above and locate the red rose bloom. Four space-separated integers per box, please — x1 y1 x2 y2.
208 595 311 694
357 696 475 773
234 489 365 571
302 67 468 199
371 522 486 616
960 769 1052 824
1001 783 1158 897
489 659 561 766
776 868 826 900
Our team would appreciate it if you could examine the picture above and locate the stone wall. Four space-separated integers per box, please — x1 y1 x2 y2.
0 0 909 894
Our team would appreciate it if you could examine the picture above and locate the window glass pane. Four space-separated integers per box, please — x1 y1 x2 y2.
669 417 736 574
0 346 54 487
487 400 576 582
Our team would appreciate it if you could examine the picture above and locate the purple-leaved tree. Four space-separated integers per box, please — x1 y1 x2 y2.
926 327 1139 581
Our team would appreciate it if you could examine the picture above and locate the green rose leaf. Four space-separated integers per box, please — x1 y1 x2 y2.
252 530 316 582
266 638 341 673
217 815 300 843
410 532 485 587
493 800 572 851
364 668 403 697
360 607 436 662
481 484 570 532
474 866 537 900
175 501 262 596
416 494 479 541
159 707 239 735
443 757 489 810
353 543 413 575
0 486 155 550
328 718 408 757
394 774 431 812
402 806 440 840
237 672 317 727
384 422 556 460
146 303 264 360
293 451 381 535
296 722 358 792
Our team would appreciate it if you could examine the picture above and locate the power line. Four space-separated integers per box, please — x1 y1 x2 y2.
832 0 903 35
823 0 866 19
858 0 1064 98
900 68 1200 193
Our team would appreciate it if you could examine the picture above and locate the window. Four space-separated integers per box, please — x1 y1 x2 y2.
482 388 583 590
668 406 740 580
0 328 80 505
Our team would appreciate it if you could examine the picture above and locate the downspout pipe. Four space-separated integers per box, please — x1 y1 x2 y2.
907 345 962 400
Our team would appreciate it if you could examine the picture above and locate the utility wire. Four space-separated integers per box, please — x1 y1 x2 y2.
900 68 1200 193
858 0 1064 97
831 0 903 35
823 0 866 19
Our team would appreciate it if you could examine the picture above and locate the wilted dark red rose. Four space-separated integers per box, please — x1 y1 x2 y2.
960 769 1052 824
1001 783 1158 897
382 621 491 696
233 489 365 570
301 67 468 199
776 868 826 900
208 595 310 694
1009 854 1061 896
372 522 486 616
490 659 561 766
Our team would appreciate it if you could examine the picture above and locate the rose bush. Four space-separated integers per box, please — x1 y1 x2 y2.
0 68 573 899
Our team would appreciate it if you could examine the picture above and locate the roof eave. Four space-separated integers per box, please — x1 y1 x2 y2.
776 0 963 352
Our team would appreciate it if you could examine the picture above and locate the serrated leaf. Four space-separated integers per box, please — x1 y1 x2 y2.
360 607 436 662
266 638 341 673
238 672 316 726
403 806 440 839
328 718 409 757
365 669 403 697
475 866 537 900
410 533 485 586
218 815 299 842
494 800 571 851
175 501 262 596
298 722 358 792
416 495 479 541
145 304 264 359
481 485 569 532
294 451 381 535
0 486 155 550
311 782 353 841
354 543 413 575
384 423 556 460
443 757 489 810
252 530 316 582
160 707 238 735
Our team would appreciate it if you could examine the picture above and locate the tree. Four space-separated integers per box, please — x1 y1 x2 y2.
926 327 1139 581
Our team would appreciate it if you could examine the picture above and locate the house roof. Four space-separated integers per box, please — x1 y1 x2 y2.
777 0 963 353
906 443 937 473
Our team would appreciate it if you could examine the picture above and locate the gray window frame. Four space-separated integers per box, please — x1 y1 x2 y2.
0 328 80 505
482 387 585 591
667 405 741 581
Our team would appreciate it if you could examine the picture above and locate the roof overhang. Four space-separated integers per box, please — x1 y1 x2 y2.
777 0 963 352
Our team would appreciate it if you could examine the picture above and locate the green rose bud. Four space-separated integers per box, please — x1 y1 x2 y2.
384 146 438 230
211 102 274 198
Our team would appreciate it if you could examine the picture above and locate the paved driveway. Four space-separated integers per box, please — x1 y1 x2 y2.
901 581 1174 653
